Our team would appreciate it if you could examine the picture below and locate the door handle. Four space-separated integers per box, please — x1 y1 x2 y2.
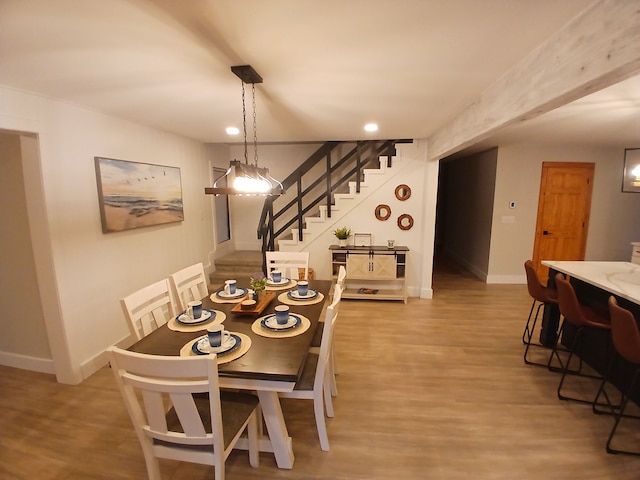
543 230 549 235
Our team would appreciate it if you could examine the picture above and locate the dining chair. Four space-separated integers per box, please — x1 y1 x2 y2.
551 273 611 404
591 296 640 456
108 347 259 480
523 260 558 366
280 283 343 452
169 262 209 312
121 279 177 341
265 251 310 280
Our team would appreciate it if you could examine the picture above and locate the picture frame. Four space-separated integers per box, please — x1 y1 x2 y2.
94 156 184 233
353 233 372 247
622 148 640 193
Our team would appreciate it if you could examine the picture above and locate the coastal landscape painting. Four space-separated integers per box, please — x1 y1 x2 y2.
95 157 184 233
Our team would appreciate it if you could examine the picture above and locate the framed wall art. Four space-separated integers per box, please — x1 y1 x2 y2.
94 156 184 233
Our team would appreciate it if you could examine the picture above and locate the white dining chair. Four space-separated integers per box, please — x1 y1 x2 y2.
336 264 347 287
169 262 209 312
121 279 176 341
280 284 343 451
265 251 310 280
108 347 259 480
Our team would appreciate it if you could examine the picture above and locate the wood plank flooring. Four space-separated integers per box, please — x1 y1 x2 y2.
2 258 640 479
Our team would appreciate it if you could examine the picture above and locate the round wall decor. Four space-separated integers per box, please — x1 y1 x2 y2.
397 214 414 231
375 204 391 221
395 184 411 201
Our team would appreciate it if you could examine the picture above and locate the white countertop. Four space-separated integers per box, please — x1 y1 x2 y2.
542 261 640 304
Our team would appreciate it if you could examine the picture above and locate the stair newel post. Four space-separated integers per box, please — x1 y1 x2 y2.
355 141 362 193
326 150 332 219
296 176 304 242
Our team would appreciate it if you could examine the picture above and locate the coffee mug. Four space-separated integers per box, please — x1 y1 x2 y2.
275 305 290 324
224 279 237 295
297 280 309 296
207 324 231 348
186 300 203 319
272 270 282 283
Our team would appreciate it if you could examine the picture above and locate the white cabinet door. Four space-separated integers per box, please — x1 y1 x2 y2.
346 254 370 279
371 255 396 279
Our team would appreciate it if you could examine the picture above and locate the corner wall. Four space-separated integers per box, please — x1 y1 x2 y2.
0 85 216 383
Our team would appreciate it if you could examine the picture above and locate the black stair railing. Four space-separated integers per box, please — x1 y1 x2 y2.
257 139 411 261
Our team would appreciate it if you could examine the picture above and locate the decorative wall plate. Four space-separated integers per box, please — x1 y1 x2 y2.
375 204 391 221
397 214 414 230
395 184 411 201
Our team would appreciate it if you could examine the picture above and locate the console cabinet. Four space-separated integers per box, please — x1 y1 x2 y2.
329 245 408 303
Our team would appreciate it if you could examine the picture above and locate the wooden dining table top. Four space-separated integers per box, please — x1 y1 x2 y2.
128 279 331 383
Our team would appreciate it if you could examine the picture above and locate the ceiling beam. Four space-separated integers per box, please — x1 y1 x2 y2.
428 0 640 161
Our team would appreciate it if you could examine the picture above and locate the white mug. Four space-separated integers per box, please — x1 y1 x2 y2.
224 279 237 295
186 300 203 319
207 324 231 348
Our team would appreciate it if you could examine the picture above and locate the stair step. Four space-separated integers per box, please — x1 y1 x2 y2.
210 250 263 286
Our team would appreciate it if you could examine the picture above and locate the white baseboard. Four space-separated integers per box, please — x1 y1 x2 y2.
0 350 55 375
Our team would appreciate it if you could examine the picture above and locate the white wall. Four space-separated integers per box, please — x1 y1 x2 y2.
487 144 640 282
0 133 51 371
0 85 216 383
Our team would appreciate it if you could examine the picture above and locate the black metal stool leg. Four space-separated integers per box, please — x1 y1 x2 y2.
606 369 640 456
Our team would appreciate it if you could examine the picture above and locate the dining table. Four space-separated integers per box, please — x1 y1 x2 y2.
128 277 332 469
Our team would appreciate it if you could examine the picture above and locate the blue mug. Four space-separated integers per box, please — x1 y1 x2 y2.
297 280 309 296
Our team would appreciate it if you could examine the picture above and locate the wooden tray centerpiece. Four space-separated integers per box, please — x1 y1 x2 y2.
231 291 276 316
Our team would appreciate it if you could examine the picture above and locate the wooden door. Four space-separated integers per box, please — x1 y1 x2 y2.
532 162 594 281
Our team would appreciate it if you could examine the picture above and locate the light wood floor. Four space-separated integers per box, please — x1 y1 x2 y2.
2 258 640 479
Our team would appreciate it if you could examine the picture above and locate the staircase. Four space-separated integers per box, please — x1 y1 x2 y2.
209 250 263 287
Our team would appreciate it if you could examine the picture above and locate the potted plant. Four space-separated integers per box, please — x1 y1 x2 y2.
333 226 352 247
249 272 268 300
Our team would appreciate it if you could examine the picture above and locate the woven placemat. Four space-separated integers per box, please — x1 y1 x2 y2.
167 309 226 333
266 279 298 291
277 291 325 306
251 314 311 338
209 290 248 304
179 332 251 364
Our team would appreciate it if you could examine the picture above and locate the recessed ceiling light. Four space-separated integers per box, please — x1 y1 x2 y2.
364 123 378 132
226 127 240 135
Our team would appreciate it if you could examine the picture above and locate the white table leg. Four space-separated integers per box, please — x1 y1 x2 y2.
257 390 294 469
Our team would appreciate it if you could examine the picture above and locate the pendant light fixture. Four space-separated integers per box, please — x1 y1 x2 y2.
205 65 284 196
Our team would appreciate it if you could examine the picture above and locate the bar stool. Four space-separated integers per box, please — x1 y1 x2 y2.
592 297 640 456
551 273 611 404
523 260 558 366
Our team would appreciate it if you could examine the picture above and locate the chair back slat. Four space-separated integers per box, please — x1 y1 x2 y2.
121 279 176 340
265 251 310 280
315 284 342 387
170 263 209 311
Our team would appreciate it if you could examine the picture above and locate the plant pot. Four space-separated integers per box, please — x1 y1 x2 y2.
338 239 347 247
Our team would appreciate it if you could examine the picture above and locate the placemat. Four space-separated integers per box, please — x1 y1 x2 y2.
167 309 226 333
251 314 311 338
209 291 247 304
179 332 251 364
266 279 298 291
277 291 325 306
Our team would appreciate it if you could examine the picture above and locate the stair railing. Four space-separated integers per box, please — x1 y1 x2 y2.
257 139 411 260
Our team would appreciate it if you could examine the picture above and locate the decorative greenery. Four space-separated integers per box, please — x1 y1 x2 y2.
250 272 268 292
333 226 352 240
